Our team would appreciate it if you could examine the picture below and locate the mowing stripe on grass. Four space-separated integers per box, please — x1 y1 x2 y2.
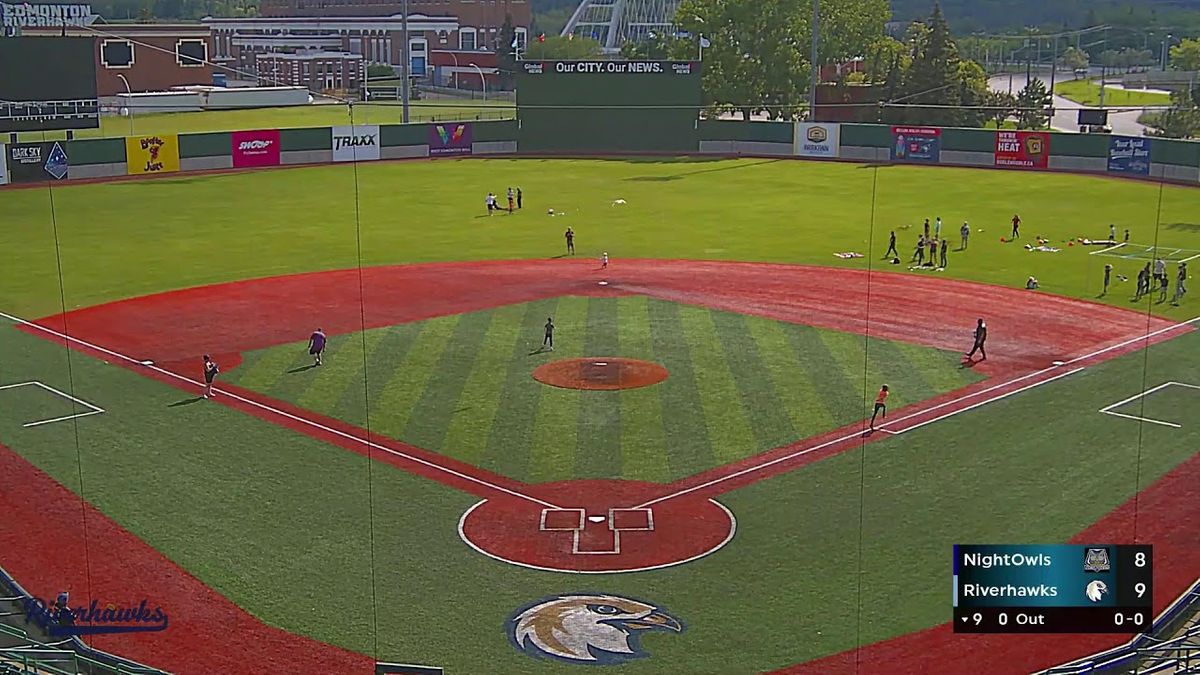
367 315 460 440
745 318 837 440
676 304 756 465
576 297 621 479
893 341 981 394
710 311 798 450
479 298 558 481
295 333 385 413
647 299 715 478
617 296 670 483
857 336 935 408
402 309 494 452
329 322 422 427
527 297 587 483
782 323 863 427
230 340 311 392
441 304 527 466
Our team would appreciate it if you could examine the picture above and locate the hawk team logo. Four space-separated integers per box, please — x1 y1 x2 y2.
1085 580 1108 603
510 594 682 664
1083 547 1111 573
807 125 828 143
436 124 467 145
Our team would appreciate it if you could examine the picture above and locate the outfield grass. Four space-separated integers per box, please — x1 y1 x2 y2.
228 297 982 483
16 99 515 141
2 158 1198 319
1053 79 1173 107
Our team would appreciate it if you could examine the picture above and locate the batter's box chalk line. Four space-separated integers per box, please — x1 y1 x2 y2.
1099 381 1200 429
0 381 106 428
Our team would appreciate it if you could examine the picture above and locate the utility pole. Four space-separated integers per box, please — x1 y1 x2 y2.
1049 36 1058 97
808 0 819 121
401 0 410 123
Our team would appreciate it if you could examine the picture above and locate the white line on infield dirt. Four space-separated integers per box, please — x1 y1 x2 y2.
0 310 561 510
635 315 1200 510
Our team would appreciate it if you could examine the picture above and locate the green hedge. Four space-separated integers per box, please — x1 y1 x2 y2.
179 132 231 158
65 138 124 166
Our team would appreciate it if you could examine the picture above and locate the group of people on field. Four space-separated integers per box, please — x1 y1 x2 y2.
486 187 523 215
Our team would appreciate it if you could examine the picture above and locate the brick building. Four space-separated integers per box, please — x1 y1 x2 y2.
256 50 364 95
23 23 213 96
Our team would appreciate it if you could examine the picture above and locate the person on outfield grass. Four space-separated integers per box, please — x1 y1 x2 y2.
517 187 523 209
884 230 898 258
1011 214 1021 239
869 384 889 431
923 219 930 240
1174 263 1188 305
543 317 555 351
565 227 575 255
960 221 970 250
1159 270 1170 302
965 319 987 362
486 192 497 215
1103 264 1113 296
940 239 948 268
913 235 926 264
1125 229 1131 243
934 216 942 241
308 328 327 366
1154 257 1166 288
1109 224 1116 242
927 236 937 266
202 355 220 398
1136 264 1150 300
507 187 516 213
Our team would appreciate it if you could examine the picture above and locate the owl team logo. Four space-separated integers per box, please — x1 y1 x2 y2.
1084 547 1111 573
510 594 682 664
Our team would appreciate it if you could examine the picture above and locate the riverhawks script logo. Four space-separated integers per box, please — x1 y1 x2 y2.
436 124 466 145
510 594 682 665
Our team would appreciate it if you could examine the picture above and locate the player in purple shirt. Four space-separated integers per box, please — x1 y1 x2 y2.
308 328 327 366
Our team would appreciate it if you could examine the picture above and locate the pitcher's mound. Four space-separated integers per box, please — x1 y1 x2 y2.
533 357 668 391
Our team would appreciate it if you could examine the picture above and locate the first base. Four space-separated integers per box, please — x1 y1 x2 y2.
598 281 609 286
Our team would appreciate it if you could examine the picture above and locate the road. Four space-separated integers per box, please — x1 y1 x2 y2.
988 69 1160 136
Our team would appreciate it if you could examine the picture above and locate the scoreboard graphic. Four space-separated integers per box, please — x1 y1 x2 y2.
0 37 99 133
953 545 1153 633
516 60 702 153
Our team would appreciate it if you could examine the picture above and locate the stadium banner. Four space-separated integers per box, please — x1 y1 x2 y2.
891 126 941 163
994 130 1049 169
332 125 380 162
125 134 180 175
0 144 6 185
231 129 281 168
1107 135 1151 176
6 141 68 183
794 122 840 158
429 122 473 156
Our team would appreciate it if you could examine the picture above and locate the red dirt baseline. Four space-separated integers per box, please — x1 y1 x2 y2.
6 259 1196 674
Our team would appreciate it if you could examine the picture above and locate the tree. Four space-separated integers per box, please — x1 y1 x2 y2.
894 3 964 127
864 36 908 83
1170 38 1200 71
1058 46 1089 75
1015 77 1051 129
620 31 681 60
1147 90 1200 138
496 15 517 90
983 90 1017 127
523 35 604 60
954 58 988 127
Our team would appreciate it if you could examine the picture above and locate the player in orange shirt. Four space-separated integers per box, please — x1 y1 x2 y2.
869 384 889 431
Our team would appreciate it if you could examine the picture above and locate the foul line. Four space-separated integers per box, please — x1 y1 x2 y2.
0 381 106 428
0 311 561 510
635 315 1200 510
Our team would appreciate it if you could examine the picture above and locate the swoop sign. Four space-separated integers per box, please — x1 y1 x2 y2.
331 125 380 162
231 129 280 168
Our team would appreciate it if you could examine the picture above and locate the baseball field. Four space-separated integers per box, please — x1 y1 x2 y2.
1 156 1198 674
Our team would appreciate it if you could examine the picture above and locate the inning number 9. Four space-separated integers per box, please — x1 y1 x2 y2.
1135 552 1147 567
1135 582 1146 598
972 612 982 626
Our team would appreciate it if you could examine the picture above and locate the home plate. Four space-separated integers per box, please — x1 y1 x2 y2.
598 281 609 286
594 362 608 367
587 515 606 523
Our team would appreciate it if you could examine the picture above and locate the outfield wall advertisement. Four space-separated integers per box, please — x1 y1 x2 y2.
6 141 68 183
126 135 180 175
794 123 840 158
995 130 1049 169
232 130 281 168
1108 136 1151 176
891 127 940 163
332 125 380 162
429 123 473 156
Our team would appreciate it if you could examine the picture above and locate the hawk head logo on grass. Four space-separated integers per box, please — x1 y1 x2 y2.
510 594 682 664
436 124 467 145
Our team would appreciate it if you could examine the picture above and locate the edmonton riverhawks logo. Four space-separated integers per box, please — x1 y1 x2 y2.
510 594 681 664
436 124 466 145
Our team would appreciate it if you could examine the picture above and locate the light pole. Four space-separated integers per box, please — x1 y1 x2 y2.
468 62 486 101
400 0 410 122
809 0 819 121
116 73 133 136
1162 34 1173 72
448 50 459 89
